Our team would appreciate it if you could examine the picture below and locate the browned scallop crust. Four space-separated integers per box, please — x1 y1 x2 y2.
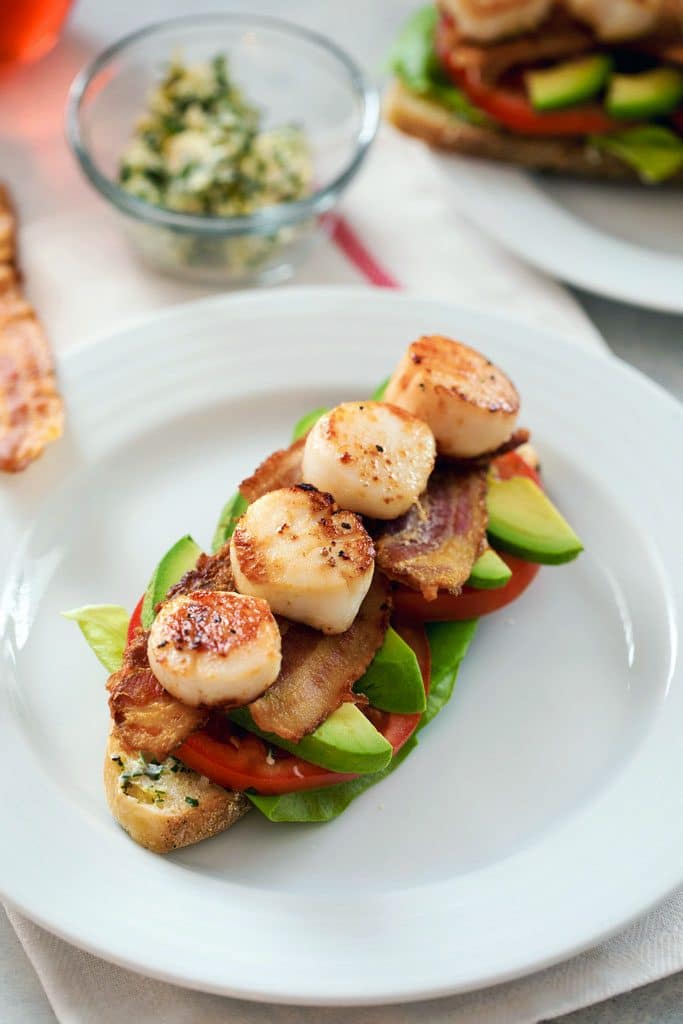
385 81 683 184
375 467 488 600
156 591 267 655
232 486 375 586
104 732 249 853
406 335 519 414
248 572 391 742
239 437 305 503
109 547 237 759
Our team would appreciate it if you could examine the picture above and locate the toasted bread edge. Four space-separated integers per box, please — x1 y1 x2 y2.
104 731 250 854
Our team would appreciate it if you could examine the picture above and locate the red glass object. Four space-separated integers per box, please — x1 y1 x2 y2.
0 0 73 66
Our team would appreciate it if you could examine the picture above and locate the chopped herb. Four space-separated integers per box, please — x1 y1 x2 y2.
117 54 311 220
120 753 165 785
185 796 200 807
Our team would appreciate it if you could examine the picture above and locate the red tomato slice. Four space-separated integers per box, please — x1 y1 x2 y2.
435 16 621 136
492 449 541 485
178 720 360 795
127 594 144 644
393 553 540 622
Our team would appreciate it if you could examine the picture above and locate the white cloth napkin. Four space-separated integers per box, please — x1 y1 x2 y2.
14 124 675 1024
18 126 599 355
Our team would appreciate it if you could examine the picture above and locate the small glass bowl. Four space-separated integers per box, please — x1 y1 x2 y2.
66 14 379 285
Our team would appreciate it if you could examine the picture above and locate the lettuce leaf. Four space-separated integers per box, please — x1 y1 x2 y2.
388 6 489 126
422 618 478 727
212 492 248 552
62 605 129 673
291 407 329 442
248 619 478 822
372 377 389 401
353 625 426 713
249 736 419 823
590 126 683 184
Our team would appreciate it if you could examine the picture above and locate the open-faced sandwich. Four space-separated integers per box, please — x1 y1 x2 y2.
386 1 683 184
66 335 583 853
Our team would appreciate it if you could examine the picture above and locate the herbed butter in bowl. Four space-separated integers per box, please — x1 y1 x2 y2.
66 14 378 284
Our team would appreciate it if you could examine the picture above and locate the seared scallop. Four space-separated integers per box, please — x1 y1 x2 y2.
440 0 552 41
564 0 661 40
301 401 436 519
384 335 519 459
147 591 281 707
230 486 375 634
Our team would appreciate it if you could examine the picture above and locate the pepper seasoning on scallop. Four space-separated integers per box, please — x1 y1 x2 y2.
301 401 436 519
384 335 519 458
230 485 376 634
148 591 281 707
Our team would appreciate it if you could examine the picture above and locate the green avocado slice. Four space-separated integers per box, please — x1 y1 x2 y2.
291 407 329 442
212 492 248 552
526 54 612 112
353 626 426 713
141 534 203 629
487 476 583 565
231 703 393 775
467 548 512 590
606 67 683 119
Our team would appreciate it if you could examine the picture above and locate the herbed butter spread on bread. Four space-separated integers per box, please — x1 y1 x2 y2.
65 335 583 853
386 1 683 183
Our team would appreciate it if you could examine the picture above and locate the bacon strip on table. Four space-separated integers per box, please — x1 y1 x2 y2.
375 466 488 601
248 572 391 742
239 437 305 503
0 185 63 472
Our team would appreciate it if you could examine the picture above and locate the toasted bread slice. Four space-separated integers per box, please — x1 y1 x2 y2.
104 731 249 853
385 79 683 183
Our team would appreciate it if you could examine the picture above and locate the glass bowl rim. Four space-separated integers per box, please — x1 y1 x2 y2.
65 12 380 237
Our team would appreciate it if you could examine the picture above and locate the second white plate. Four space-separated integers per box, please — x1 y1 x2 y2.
435 154 683 313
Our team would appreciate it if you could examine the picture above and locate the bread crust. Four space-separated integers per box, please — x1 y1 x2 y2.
385 80 683 184
104 731 249 853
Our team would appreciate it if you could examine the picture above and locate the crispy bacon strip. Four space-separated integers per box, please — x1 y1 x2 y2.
108 548 235 758
248 572 391 742
107 628 208 762
166 545 235 602
375 467 488 600
445 427 530 471
438 7 592 82
239 437 305 503
0 185 63 472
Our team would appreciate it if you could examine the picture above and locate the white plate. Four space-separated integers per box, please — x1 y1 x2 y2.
1 288 681 1005
434 155 683 313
